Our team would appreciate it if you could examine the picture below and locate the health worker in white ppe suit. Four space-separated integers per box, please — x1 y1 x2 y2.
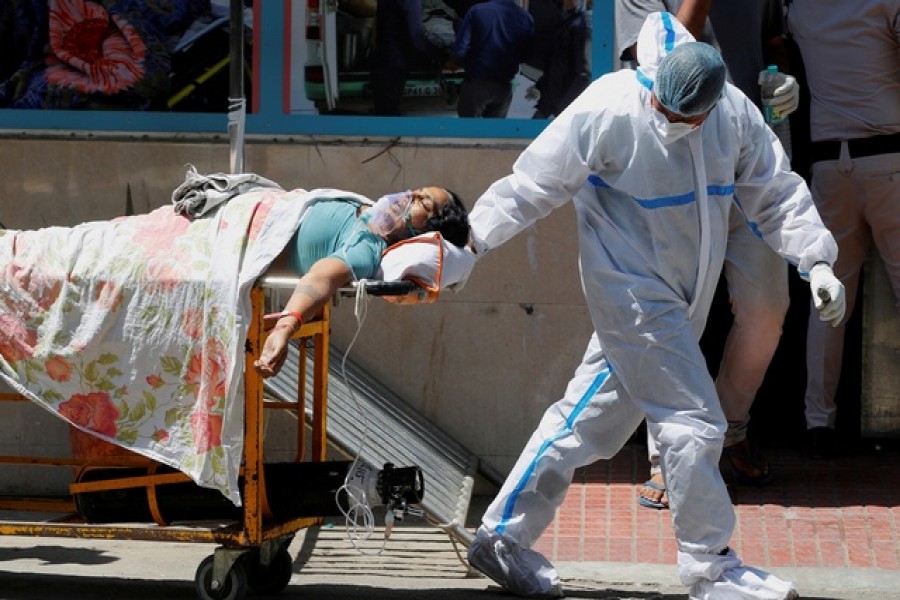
464 12 845 600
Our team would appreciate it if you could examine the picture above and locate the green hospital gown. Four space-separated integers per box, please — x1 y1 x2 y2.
288 199 387 280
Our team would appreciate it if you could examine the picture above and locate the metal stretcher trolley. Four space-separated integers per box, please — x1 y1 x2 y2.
0 286 332 600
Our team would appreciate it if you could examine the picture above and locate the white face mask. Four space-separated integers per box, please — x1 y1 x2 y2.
361 191 415 237
650 109 697 145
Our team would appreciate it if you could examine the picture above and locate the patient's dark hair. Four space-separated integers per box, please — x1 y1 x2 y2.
425 188 470 248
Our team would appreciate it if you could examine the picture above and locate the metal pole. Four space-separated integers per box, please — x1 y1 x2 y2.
228 0 245 174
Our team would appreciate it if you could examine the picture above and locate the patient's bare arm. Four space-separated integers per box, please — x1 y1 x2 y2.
253 258 352 378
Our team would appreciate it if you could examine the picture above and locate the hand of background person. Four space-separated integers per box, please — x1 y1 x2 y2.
810 263 846 327
760 71 800 117
444 57 462 72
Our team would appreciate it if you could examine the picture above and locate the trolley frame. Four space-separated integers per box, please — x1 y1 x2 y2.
0 286 328 597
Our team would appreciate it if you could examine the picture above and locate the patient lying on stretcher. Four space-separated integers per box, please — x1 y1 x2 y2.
253 186 470 379
0 177 469 503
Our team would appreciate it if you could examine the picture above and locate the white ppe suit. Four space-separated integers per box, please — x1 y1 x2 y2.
468 12 836 599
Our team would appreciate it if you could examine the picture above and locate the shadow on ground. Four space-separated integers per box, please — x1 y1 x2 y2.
0 572 862 600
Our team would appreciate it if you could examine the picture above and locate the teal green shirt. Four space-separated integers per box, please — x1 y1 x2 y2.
288 199 387 279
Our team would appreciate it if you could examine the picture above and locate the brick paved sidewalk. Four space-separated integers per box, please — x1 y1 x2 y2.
534 442 900 570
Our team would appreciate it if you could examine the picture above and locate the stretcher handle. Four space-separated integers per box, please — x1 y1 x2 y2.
262 276 423 297
343 280 423 297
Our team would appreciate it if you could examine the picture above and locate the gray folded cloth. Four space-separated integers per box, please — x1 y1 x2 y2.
172 164 283 218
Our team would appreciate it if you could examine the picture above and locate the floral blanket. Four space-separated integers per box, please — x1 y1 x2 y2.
0 187 313 505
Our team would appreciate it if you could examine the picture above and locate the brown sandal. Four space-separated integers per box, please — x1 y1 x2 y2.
722 439 772 486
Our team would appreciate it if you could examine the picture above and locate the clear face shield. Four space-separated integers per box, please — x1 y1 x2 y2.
361 191 419 239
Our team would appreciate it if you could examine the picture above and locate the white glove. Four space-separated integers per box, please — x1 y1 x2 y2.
809 263 846 327
760 71 800 117
445 244 479 291
525 85 540 102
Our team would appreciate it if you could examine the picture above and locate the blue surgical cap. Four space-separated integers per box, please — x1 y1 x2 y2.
655 42 726 117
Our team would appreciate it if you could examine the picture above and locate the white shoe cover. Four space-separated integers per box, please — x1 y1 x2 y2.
680 549 797 600
467 526 564 598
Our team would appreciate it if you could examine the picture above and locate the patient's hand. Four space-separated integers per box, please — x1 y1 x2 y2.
253 327 292 378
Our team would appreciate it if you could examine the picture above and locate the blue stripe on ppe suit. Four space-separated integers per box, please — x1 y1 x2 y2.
496 365 612 534
590 175 737 209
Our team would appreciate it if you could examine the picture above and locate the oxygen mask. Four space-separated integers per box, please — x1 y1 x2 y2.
361 190 416 238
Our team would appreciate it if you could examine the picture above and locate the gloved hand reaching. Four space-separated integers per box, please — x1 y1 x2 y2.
809 263 846 326
446 243 479 291
759 70 800 117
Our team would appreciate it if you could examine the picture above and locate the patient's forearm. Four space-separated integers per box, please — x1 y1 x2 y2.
255 258 351 378
283 257 352 322
284 281 331 322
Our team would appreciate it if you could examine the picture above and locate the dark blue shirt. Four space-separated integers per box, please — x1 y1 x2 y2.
375 0 437 72
535 8 591 117
453 0 535 83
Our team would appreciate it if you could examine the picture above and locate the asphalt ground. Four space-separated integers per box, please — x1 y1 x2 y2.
1 518 899 600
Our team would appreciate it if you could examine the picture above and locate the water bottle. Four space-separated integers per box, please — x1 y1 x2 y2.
759 65 787 125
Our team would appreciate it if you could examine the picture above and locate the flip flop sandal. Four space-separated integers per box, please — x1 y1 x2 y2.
637 479 668 510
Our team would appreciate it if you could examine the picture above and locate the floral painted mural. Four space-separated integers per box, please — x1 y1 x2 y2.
0 0 250 111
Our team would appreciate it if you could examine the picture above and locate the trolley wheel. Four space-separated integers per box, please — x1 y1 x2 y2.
243 547 294 596
195 554 247 600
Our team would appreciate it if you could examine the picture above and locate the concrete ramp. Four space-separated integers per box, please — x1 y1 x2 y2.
264 341 480 545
